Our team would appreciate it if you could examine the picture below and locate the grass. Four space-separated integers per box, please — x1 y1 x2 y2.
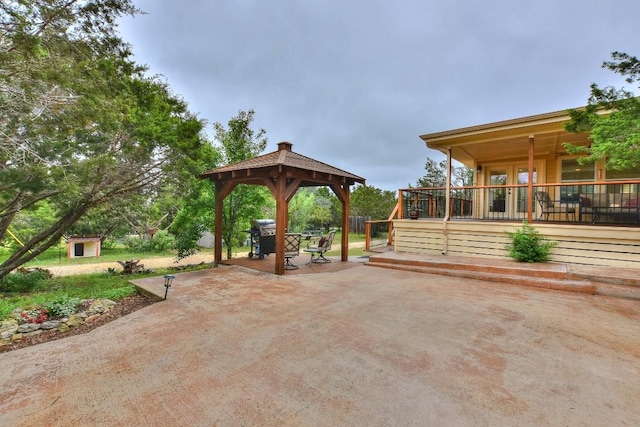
0 231 368 320
0 264 210 321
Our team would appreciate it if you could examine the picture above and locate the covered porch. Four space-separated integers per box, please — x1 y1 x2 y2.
367 108 640 269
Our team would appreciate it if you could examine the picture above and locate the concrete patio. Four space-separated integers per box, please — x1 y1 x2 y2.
1 263 638 426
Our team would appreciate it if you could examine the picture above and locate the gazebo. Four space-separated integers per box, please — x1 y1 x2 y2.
200 141 366 275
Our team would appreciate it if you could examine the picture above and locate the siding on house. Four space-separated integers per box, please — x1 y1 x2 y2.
393 220 640 268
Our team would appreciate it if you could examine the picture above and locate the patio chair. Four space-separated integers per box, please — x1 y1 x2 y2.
579 193 609 223
304 229 336 265
284 233 302 270
536 191 576 221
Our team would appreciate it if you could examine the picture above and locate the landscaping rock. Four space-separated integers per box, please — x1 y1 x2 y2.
66 314 84 327
40 320 61 330
17 323 41 333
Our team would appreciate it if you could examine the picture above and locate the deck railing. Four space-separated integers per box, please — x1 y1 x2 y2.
399 180 640 225
364 220 393 251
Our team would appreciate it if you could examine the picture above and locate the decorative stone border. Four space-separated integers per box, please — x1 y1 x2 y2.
0 298 116 346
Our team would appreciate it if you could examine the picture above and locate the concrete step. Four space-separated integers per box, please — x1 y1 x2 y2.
365 255 640 300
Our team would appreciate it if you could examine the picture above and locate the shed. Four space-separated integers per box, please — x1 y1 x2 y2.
66 236 101 259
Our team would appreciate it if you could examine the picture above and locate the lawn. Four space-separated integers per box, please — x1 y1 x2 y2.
0 231 367 320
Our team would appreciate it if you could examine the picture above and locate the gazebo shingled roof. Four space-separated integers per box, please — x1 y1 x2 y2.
200 141 365 275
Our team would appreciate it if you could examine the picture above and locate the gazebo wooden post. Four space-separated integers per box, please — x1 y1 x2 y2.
214 181 224 267
341 183 350 262
274 176 287 275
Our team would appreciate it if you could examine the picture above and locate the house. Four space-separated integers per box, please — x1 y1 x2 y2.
387 108 640 268
66 236 101 259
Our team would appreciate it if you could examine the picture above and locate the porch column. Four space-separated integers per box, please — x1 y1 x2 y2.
528 135 534 223
444 148 451 221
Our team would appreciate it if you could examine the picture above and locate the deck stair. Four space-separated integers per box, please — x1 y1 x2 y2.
365 253 640 301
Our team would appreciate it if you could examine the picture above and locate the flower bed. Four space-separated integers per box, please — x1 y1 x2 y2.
0 298 117 346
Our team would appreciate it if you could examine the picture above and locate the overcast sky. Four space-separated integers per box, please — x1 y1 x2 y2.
117 0 640 191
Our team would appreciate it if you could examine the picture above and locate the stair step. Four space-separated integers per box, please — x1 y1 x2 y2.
368 255 568 280
364 261 596 296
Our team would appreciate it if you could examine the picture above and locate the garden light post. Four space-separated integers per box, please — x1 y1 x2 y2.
163 274 175 300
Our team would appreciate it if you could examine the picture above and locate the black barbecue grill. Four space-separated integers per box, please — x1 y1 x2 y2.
246 219 276 259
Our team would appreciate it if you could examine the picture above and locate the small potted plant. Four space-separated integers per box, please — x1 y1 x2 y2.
408 202 422 220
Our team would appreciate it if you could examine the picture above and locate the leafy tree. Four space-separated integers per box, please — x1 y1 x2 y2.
211 110 269 259
564 52 640 170
0 1 209 279
287 189 316 232
416 158 473 187
350 185 397 220
417 159 448 188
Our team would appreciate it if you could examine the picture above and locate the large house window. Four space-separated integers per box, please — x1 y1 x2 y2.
560 158 595 202
561 158 595 181
605 166 640 180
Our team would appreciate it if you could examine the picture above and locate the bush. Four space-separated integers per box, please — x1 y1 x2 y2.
506 222 557 263
0 269 50 293
46 297 81 318
123 230 175 253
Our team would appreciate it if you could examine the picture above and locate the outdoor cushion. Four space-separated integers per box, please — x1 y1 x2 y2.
580 196 591 207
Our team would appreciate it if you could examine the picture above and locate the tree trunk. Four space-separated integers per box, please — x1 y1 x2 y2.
0 200 93 280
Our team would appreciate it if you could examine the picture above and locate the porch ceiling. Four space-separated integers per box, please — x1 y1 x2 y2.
420 108 591 167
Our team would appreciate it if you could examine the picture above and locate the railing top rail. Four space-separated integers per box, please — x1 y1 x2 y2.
401 179 640 192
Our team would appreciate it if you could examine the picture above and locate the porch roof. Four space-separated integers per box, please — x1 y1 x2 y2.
419 107 591 167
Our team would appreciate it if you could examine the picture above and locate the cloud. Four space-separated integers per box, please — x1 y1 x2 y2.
118 0 640 190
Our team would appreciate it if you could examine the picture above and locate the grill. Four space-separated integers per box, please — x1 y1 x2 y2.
247 219 276 259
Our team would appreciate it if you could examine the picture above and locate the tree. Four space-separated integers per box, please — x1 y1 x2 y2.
416 158 473 187
564 52 640 170
416 159 447 188
350 185 397 220
212 110 269 259
0 1 209 279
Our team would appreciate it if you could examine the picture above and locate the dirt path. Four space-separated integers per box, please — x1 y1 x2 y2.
45 240 367 276
45 252 220 276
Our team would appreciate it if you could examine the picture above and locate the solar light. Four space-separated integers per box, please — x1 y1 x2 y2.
163 274 175 300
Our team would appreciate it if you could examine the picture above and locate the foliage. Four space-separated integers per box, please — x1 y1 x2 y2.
506 222 557 263
288 189 317 232
213 110 269 259
0 269 49 293
123 229 175 253
416 159 474 187
20 307 49 324
564 52 640 170
0 1 211 280
417 159 448 187
350 185 397 220
93 286 137 300
46 297 81 318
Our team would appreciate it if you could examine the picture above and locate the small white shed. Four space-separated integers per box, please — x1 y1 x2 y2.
66 236 101 258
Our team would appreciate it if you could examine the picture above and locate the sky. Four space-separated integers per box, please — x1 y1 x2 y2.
117 0 640 191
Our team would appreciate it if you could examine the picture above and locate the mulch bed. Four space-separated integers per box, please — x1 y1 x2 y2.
0 294 157 353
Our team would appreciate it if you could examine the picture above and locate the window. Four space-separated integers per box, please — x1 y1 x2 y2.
606 166 640 180
560 158 594 202
561 158 595 181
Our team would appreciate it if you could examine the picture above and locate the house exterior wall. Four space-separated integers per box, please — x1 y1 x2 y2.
393 220 640 269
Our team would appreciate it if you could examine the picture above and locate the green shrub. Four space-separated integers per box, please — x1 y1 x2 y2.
46 297 81 318
0 269 50 293
506 222 557 263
